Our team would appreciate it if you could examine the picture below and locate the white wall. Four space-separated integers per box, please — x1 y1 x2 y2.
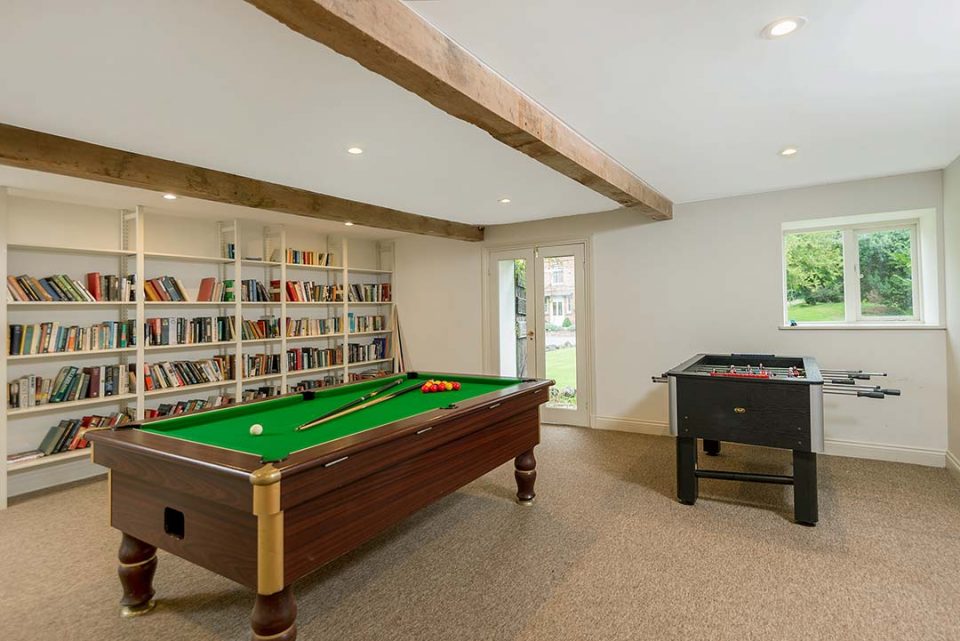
395 171 949 466
944 155 960 479
393 234 484 373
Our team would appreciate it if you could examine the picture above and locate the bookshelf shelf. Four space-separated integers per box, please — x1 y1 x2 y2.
144 301 234 307
8 448 91 472
144 252 233 264
2 193 396 507
7 301 135 308
6 393 137 417
348 267 393 275
286 334 341 342
7 244 136 258
7 347 137 362
144 380 236 398
348 358 394 368
243 373 283 383
144 342 235 353
287 365 343 377
348 301 394 306
284 263 342 273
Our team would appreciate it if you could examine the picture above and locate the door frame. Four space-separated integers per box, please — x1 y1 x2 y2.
482 237 595 427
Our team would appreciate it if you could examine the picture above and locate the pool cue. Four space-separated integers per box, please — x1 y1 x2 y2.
296 382 423 432
295 378 403 431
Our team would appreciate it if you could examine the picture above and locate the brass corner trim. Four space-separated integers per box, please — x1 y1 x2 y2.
250 463 282 487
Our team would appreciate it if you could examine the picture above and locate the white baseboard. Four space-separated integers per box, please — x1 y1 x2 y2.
592 416 669 436
591 415 945 467
8 457 105 498
947 450 960 482
823 438 945 467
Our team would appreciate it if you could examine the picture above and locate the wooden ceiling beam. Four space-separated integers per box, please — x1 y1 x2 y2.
247 0 673 221
0 123 484 242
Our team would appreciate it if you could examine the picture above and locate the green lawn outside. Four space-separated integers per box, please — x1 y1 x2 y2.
788 301 911 322
787 301 845 322
545 347 577 389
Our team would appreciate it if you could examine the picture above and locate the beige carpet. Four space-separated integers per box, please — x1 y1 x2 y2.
1 426 959 641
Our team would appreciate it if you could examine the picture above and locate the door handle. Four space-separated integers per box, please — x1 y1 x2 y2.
527 331 535 341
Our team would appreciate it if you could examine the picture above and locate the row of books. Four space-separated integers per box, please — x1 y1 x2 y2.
144 276 190 302
287 316 341 337
288 346 342 371
145 316 235 346
290 376 342 392
347 338 389 364
271 249 334 266
284 281 343 303
8 365 132 409
242 317 280 340
7 412 133 464
348 370 390 383
347 283 391 303
243 354 281 378
144 395 233 419
196 278 234 302
6 273 135 303
143 357 235 391
349 314 386 333
242 386 281 401
8 321 136 356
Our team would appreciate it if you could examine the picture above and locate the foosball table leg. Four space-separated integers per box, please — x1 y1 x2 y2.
703 439 721 456
792 450 818 526
676 437 699 505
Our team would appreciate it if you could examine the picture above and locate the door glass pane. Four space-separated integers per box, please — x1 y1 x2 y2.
857 228 915 318
543 255 576 409
496 259 527 377
784 230 845 322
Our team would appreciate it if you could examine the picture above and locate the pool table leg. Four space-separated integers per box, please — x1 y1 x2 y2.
251 585 297 641
515 448 537 506
118 533 157 618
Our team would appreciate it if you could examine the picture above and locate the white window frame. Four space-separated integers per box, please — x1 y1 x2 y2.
782 219 922 325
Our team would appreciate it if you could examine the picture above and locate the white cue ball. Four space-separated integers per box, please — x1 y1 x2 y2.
250 424 264 436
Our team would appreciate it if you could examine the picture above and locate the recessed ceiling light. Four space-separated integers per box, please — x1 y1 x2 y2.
780 146 799 157
761 16 807 39
347 147 364 155
163 193 177 200
498 198 511 204
344 221 354 226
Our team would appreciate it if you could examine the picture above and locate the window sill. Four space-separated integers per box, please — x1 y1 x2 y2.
779 323 945 331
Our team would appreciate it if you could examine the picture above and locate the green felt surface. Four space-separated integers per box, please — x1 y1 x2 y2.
140 373 522 461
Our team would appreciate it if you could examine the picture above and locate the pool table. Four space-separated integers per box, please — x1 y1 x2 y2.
89 372 552 641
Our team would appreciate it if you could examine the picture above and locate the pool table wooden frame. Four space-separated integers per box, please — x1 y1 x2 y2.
89 372 552 641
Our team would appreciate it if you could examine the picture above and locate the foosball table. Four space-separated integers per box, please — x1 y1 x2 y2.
653 353 900 525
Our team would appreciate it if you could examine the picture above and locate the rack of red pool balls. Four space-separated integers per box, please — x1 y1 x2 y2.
420 379 461 393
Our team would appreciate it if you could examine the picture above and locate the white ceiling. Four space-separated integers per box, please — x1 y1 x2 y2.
2 1 958 229
406 0 960 203
0 0 614 226
0 165 403 239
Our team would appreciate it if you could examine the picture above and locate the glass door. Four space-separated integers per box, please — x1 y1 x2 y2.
488 244 589 427
488 248 536 379
534 244 588 426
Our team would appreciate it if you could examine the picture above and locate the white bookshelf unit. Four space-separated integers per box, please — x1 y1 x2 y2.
0 188 396 508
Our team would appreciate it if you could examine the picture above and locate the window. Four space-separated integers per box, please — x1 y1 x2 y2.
551 299 564 317
783 220 921 325
551 265 564 285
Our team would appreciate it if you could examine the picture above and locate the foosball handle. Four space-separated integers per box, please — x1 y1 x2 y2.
856 391 885 399
881 388 901 396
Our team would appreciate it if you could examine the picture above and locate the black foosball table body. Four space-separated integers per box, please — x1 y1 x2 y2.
664 353 824 525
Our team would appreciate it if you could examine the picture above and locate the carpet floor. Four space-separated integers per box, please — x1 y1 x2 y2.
1 427 959 641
